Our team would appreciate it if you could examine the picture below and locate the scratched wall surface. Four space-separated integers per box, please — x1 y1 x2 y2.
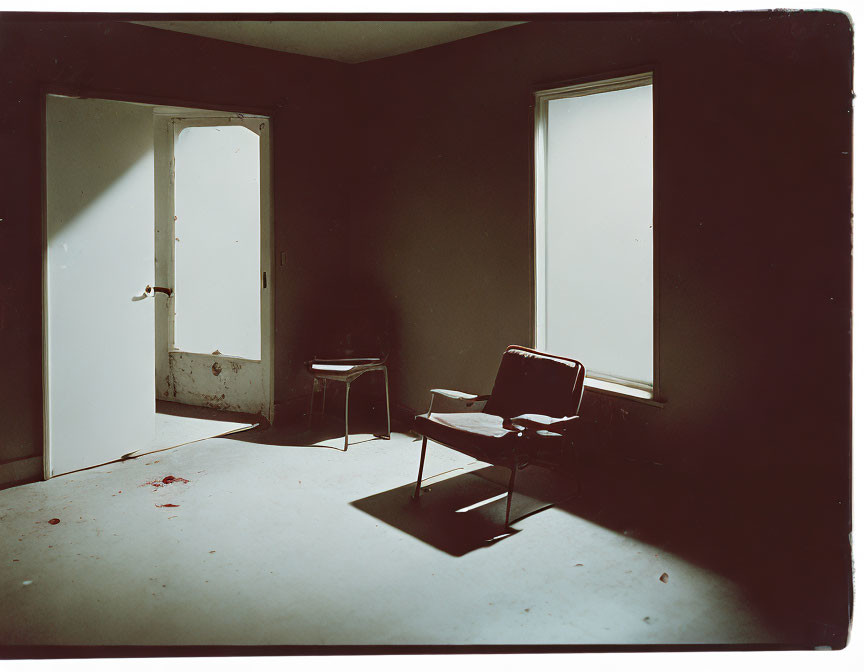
0 18 352 467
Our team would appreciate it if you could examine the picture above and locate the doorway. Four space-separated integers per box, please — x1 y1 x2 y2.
154 111 273 418
43 94 273 478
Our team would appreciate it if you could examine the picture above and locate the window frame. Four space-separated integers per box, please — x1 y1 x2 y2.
532 71 661 404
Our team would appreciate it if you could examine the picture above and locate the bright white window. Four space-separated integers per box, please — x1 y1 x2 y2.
173 124 262 360
534 73 654 399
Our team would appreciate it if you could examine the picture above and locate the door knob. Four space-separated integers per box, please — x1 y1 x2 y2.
145 285 173 297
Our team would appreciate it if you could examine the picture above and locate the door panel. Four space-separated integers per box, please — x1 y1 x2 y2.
45 95 156 477
167 352 265 413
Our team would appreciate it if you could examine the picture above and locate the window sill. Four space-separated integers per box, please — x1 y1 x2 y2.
585 378 665 408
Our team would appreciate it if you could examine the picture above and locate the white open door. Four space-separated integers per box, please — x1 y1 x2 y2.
44 95 156 477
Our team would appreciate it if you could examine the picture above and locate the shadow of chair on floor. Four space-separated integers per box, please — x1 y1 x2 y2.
225 416 388 451
351 464 580 557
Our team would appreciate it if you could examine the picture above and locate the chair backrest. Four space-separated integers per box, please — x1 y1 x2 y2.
483 345 586 420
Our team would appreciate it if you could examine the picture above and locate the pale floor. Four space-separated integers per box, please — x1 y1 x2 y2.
136 408 255 459
0 428 787 647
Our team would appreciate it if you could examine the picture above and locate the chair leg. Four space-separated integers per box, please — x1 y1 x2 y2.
504 461 517 528
321 379 328 418
382 367 391 439
308 378 318 429
413 436 428 500
343 381 351 452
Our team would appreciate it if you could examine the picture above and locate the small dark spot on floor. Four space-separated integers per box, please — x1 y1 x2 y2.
48 518 60 525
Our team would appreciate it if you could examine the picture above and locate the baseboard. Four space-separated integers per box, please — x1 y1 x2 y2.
0 456 42 490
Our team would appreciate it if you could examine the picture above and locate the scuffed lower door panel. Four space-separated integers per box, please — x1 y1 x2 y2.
163 352 265 415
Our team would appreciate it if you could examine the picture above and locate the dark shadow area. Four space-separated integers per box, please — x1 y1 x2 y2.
278 270 401 428
351 470 524 556
226 413 385 450
547 452 851 649
155 399 265 427
350 464 579 556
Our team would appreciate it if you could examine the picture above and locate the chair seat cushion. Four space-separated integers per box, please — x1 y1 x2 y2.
310 364 357 372
308 359 385 379
430 412 512 437
415 412 543 465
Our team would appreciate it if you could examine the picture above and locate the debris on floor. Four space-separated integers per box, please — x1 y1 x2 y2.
142 475 190 489
156 504 179 508
48 518 60 525
659 572 669 583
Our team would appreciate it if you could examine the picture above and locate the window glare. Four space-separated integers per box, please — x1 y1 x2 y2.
541 82 653 387
174 125 262 359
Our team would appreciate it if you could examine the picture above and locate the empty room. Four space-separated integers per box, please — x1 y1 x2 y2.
0 10 853 655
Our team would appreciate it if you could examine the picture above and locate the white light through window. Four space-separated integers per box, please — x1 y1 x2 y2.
174 125 262 359
535 73 654 397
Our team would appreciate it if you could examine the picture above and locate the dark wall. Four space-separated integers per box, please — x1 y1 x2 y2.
0 17 352 465
347 14 853 642
349 14 852 473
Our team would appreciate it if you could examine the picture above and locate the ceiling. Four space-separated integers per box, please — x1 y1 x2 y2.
132 20 525 64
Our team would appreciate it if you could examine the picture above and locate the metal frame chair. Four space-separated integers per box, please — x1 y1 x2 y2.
307 357 391 452
412 345 586 527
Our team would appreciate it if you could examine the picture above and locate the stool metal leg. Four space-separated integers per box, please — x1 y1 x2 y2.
308 378 319 428
382 367 391 439
343 381 351 452
321 379 328 418
413 436 428 500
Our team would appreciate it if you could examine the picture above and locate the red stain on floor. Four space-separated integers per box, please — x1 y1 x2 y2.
156 504 180 508
142 475 190 489
48 518 60 525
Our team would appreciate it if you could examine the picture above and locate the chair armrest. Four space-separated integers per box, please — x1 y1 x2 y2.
509 413 580 434
429 389 490 401
426 389 491 416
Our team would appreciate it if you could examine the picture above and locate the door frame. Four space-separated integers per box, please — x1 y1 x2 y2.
41 86 277 479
